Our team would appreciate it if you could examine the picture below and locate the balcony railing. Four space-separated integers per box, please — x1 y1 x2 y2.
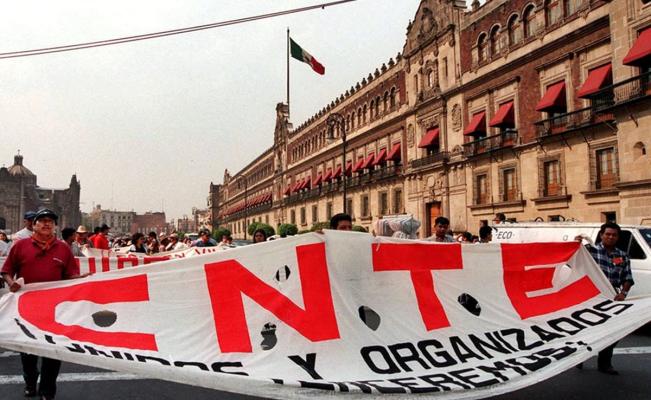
534 107 615 138
410 152 450 169
463 131 517 157
590 70 651 109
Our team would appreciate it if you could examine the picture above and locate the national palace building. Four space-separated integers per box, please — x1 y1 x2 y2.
210 0 651 239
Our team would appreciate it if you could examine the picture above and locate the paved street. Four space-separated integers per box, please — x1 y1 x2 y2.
2 326 651 400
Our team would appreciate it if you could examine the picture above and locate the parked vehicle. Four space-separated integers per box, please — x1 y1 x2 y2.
490 223 651 297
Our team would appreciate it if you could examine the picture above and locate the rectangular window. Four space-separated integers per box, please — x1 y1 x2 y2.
361 195 370 218
544 160 561 196
300 207 306 225
596 148 616 189
346 198 354 218
443 57 448 78
326 202 333 221
290 210 296 225
503 168 517 202
476 174 489 205
379 192 388 216
393 188 403 214
265 215 269 224
312 205 318 223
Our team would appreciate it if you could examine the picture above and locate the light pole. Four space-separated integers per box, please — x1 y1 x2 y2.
326 113 347 214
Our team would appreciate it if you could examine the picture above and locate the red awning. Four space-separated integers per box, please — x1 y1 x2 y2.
291 181 301 193
299 178 310 191
265 193 272 202
577 64 613 98
345 161 353 176
352 158 365 173
535 82 566 112
488 102 515 127
361 153 375 170
283 186 291 195
418 128 440 148
332 165 343 179
623 27 651 66
323 169 333 182
312 173 323 187
387 143 401 161
463 112 487 136
372 149 387 166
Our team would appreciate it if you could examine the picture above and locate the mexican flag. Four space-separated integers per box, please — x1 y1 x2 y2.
290 38 325 75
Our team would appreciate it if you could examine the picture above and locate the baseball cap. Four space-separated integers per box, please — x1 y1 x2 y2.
24 211 37 220
33 208 58 223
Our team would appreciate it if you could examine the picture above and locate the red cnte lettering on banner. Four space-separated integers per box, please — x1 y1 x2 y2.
205 243 339 353
501 242 601 319
372 243 463 331
18 275 158 351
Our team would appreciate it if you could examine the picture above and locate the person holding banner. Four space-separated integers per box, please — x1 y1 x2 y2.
1 208 84 400
128 232 148 254
576 222 634 375
426 216 455 242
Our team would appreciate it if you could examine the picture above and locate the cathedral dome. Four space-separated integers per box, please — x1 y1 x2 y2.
7 153 34 177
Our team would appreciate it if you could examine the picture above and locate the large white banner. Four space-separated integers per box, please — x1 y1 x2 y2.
1 232 651 399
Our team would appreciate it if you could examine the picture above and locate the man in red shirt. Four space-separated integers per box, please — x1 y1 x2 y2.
92 223 110 250
2 208 83 400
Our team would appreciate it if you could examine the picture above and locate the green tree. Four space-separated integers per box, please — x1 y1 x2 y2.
278 223 298 237
252 223 275 238
212 227 231 241
310 222 330 232
352 225 367 233
247 222 261 237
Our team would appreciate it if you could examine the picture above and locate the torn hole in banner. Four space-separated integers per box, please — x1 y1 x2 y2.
261 323 277 350
358 306 381 331
275 266 291 282
92 310 118 328
458 293 481 316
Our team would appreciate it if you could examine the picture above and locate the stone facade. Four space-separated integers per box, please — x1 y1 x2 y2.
211 0 651 239
0 153 81 233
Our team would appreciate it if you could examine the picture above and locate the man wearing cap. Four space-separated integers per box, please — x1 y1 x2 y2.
71 225 92 257
2 208 85 400
11 210 36 242
165 233 187 252
194 229 217 247
92 223 110 250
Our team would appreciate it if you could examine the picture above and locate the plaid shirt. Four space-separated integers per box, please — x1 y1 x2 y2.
586 243 634 290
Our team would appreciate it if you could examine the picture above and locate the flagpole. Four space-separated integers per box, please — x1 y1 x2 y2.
286 27 290 119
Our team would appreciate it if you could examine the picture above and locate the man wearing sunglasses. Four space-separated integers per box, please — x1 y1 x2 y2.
1 208 84 400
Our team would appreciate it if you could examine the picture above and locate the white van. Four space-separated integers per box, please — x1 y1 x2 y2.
490 223 651 297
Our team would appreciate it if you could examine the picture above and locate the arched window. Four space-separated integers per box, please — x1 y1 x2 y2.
508 14 521 46
545 0 561 26
383 92 389 111
427 69 434 87
375 96 381 116
370 100 375 118
490 25 501 56
363 104 368 124
357 108 362 126
352 112 356 129
477 33 488 63
390 88 397 109
523 5 536 38
347 114 351 131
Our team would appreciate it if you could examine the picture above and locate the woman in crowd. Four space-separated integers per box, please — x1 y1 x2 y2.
128 233 148 254
253 229 267 243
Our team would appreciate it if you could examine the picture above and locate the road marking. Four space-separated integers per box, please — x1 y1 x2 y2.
0 351 19 358
615 346 651 355
0 372 146 385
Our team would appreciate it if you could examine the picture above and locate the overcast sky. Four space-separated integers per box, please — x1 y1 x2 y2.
0 0 423 221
